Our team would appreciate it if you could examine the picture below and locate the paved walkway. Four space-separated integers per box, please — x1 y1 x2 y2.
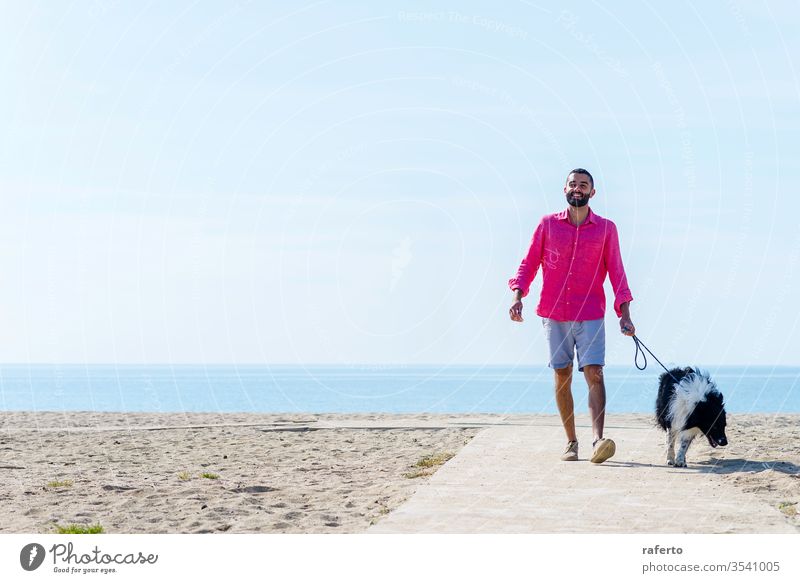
370 418 797 533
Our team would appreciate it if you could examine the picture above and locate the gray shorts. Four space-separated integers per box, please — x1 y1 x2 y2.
542 318 605 371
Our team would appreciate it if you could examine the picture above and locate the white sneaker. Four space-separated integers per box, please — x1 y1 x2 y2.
590 438 616 464
560 441 579 461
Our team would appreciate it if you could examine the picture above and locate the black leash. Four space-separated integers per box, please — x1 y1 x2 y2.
631 334 679 383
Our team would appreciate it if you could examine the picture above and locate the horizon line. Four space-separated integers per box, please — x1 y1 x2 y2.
1 362 799 368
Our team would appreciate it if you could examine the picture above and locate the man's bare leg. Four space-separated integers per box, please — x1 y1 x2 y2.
583 364 606 443
554 365 577 442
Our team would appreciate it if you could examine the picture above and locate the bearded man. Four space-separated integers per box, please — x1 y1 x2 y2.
508 168 635 464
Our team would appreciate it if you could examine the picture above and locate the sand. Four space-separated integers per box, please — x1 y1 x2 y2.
0 412 798 533
0 412 479 533
711 413 800 529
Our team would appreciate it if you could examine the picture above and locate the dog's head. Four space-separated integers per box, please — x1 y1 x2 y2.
684 378 728 447
700 390 727 447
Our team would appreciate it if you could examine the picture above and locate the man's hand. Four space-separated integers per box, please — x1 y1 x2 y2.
619 316 635 336
509 300 524 322
619 301 635 336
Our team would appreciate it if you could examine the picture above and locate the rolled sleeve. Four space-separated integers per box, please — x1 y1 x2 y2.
604 221 634 317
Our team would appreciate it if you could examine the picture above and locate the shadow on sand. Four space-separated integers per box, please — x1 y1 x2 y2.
597 458 800 476
694 457 800 476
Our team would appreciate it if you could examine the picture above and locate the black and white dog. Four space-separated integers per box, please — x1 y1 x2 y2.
655 367 728 467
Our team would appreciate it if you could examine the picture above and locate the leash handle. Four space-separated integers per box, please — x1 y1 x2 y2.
632 335 648 371
632 334 679 383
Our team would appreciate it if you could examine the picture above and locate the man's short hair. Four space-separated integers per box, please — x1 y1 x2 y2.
567 168 594 187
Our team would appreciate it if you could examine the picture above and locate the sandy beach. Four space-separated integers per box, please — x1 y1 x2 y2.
0 412 798 533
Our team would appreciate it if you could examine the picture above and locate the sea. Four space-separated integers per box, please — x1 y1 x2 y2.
0 365 798 415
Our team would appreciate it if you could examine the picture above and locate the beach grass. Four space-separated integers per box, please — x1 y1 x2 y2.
404 451 455 478
177 471 190 481
201 472 220 480
778 502 798 517
55 523 104 534
368 504 392 525
46 480 73 489
415 452 454 468
403 468 430 479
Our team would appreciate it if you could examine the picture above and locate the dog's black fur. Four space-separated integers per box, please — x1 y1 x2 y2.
655 367 727 467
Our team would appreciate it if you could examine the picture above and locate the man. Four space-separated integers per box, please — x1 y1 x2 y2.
508 168 635 464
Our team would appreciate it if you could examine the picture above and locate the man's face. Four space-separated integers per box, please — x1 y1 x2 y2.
564 173 595 207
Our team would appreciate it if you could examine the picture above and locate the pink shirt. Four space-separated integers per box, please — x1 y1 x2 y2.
508 207 633 321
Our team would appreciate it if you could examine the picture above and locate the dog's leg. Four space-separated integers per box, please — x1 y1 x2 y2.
674 430 697 468
666 428 676 466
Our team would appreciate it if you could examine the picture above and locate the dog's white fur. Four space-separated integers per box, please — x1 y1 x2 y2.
665 368 719 467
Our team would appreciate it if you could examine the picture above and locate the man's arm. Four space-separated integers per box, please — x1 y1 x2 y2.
508 220 545 322
508 219 545 300
604 222 635 335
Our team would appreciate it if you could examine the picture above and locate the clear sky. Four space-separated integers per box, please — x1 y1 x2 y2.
1 1 798 366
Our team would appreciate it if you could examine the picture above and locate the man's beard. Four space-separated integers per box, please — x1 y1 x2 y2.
566 190 590 208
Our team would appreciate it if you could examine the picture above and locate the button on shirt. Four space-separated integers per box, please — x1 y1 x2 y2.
508 207 633 321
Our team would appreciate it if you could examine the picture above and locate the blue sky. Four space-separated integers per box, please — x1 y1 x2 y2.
1 1 798 365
